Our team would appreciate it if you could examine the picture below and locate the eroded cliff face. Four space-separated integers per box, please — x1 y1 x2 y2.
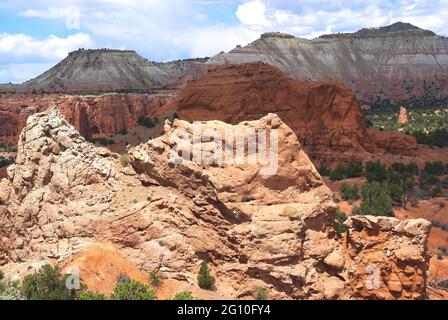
207 23 448 104
0 107 431 299
156 62 418 165
0 92 176 143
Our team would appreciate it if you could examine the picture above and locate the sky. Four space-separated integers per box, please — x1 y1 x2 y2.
0 0 447 83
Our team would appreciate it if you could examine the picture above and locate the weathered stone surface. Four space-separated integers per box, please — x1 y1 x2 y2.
0 107 431 300
343 215 431 299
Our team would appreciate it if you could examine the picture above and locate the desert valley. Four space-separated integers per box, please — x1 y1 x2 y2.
0 21 447 301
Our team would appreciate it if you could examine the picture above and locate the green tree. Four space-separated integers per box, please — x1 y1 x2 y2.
364 160 387 182
345 161 363 178
318 165 331 177
197 261 215 290
22 264 79 300
386 183 404 206
77 291 108 300
110 279 157 300
329 164 346 181
360 182 394 217
173 291 194 300
340 183 360 202
405 162 419 175
425 161 446 176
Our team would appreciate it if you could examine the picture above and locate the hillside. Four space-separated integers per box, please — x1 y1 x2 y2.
14 49 174 93
207 22 448 107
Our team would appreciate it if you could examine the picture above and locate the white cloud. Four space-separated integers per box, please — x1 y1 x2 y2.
0 63 54 84
19 5 81 29
234 0 448 38
0 33 93 63
0 33 93 82
236 0 271 27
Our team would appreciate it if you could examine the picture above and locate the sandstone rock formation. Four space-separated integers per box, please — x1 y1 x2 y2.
0 107 431 299
397 106 409 124
207 22 448 104
156 62 418 165
0 92 176 143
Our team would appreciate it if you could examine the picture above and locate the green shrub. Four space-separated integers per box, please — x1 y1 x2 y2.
197 261 215 290
22 264 79 300
406 162 420 175
77 291 108 300
137 116 156 128
364 160 387 182
335 209 347 234
0 156 14 168
432 220 442 228
352 205 361 215
149 271 161 287
318 166 331 177
110 279 157 300
360 182 394 217
90 137 115 146
340 183 361 202
255 287 268 300
173 291 194 300
0 281 22 300
345 161 363 178
424 161 446 176
120 154 129 167
431 187 444 198
329 164 346 181
386 183 404 206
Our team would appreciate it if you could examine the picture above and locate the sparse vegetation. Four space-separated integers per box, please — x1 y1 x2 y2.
197 261 215 290
255 287 268 300
77 291 108 300
22 264 80 300
110 279 157 300
173 291 194 300
367 107 448 148
335 209 347 234
359 182 394 217
329 161 363 181
340 183 361 203
119 153 130 167
149 271 162 287
0 156 14 168
90 137 115 146
137 116 157 128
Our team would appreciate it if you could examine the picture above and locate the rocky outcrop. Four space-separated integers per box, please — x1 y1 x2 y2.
0 107 431 299
207 22 448 104
156 62 418 165
0 92 176 143
397 106 409 124
344 216 430 300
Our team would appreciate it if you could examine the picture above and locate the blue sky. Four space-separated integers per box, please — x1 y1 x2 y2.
1 0 447 83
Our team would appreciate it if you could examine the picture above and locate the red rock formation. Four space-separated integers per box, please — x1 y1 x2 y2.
0 92 177 143
156 62 418 165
